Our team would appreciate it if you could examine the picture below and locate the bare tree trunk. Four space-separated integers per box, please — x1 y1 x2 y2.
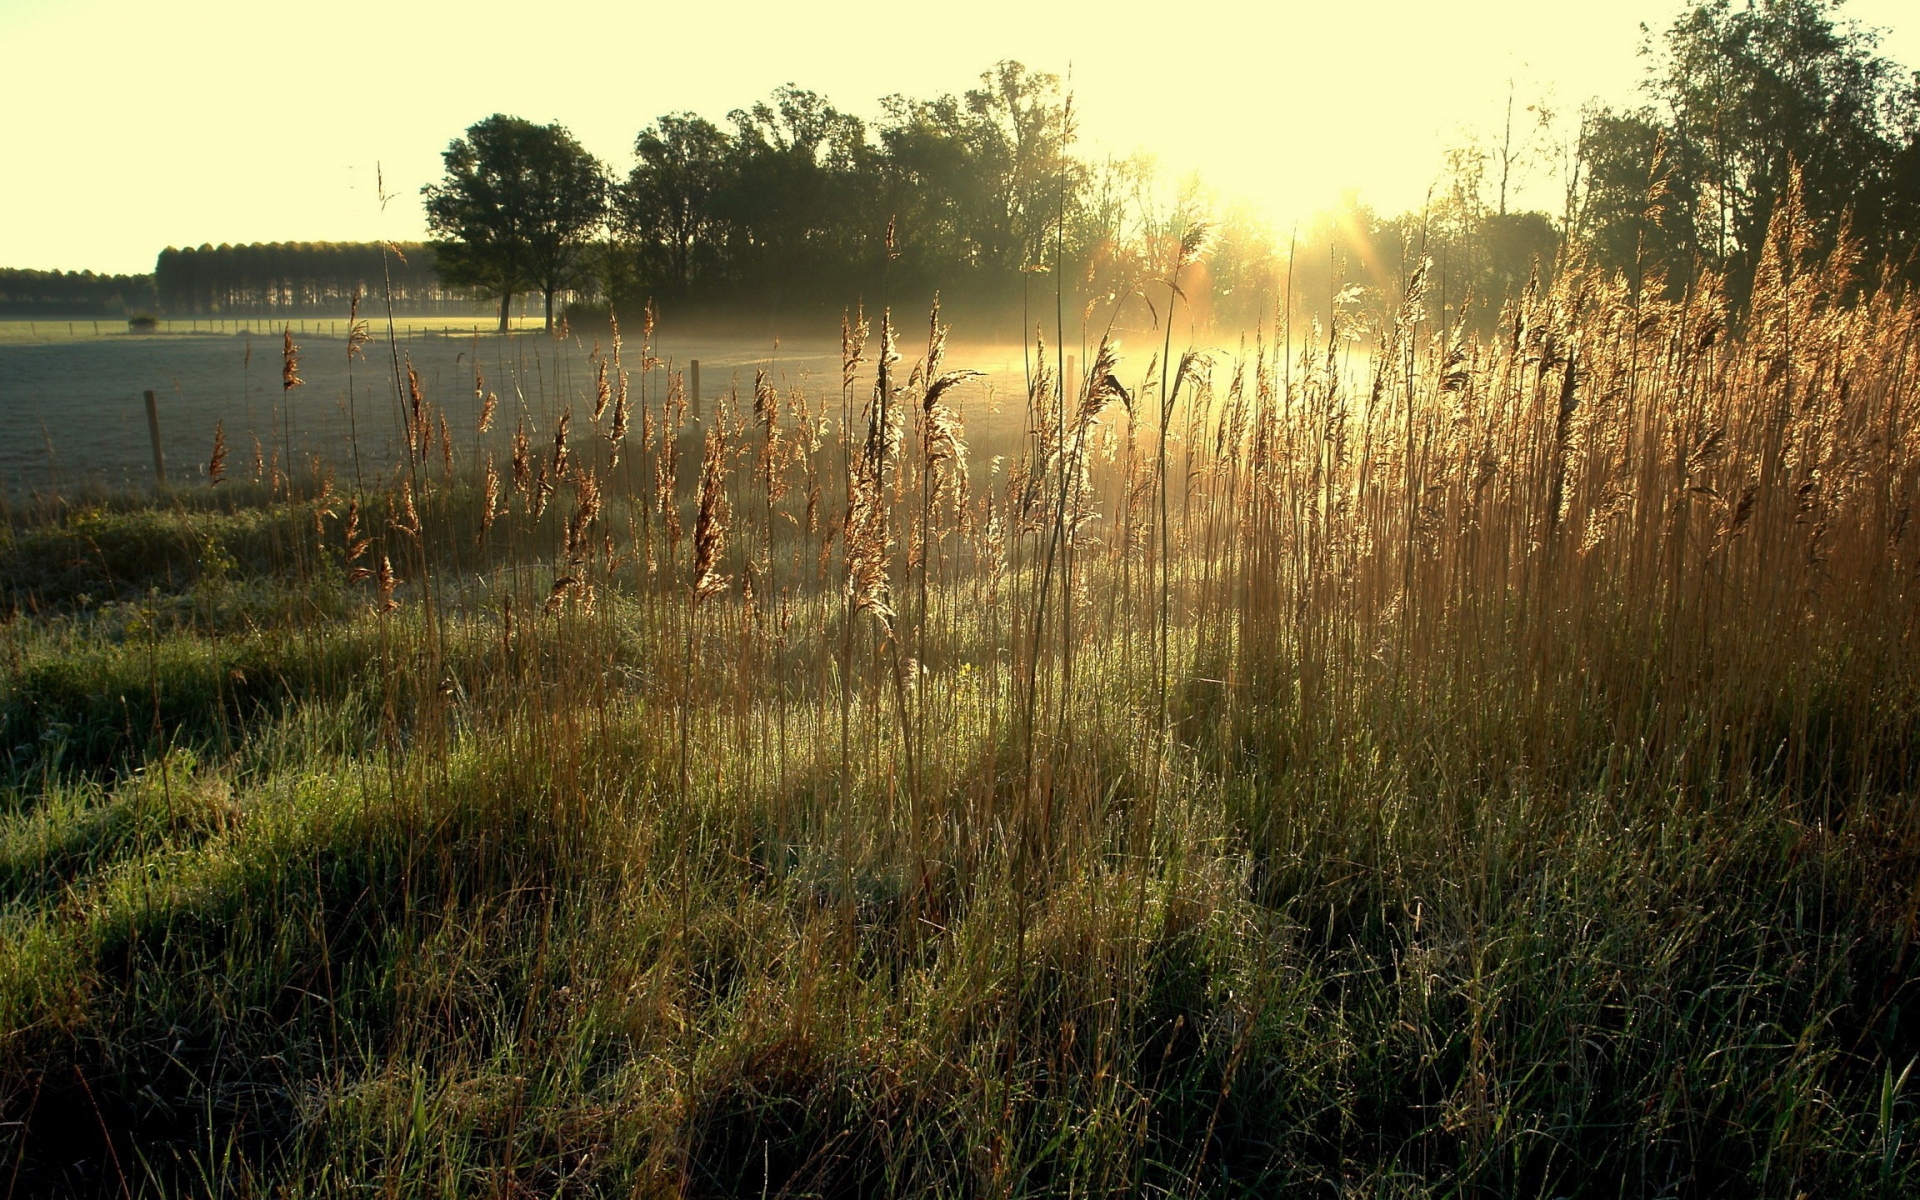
498 291 512 333
544 287 556 332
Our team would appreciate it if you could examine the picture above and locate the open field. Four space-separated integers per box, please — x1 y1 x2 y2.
0 319 1049 501
4 214 1920 1199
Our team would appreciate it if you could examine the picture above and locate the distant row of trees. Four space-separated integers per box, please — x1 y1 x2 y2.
146 241 468 316
154 242 461 315
4 245 466 320
0 268 156 317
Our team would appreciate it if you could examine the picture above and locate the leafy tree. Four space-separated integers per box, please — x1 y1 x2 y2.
1414 138 1567 330
962 62 1082 278
870 64 1084 298
1571 107 1703 298
620 113 732 299
1575 0 1920 297
424 115 608 331
720 87 876 303
875 92 991 279
574 64 1099 316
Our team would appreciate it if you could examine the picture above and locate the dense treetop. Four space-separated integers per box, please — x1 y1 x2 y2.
424 115 608 331
1574 0 1920 302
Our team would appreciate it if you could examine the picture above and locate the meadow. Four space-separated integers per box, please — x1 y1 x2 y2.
2 202 1919 1198
0 318 999 502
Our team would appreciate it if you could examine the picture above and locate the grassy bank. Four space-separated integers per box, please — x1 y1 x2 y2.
3 208 1919 1197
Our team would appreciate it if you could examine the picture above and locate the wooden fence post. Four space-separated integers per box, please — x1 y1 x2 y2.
690 359 702 422
143 390 166 488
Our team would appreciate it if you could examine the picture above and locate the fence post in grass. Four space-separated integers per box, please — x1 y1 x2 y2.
690 359 702 422
143 389 166 488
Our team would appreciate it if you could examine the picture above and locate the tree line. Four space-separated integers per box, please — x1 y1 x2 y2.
426 62 1096 330
0 268 156 318
5 245 464 320
154 242 459 315
5 3 1906 331
427 5 1915 338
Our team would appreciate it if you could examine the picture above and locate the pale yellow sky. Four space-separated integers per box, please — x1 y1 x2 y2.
1 0 1912 275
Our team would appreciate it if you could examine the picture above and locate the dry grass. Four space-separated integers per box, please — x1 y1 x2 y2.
2 191 1919 1197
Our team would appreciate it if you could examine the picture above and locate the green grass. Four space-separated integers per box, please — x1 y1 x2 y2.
3 231 1919 1196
